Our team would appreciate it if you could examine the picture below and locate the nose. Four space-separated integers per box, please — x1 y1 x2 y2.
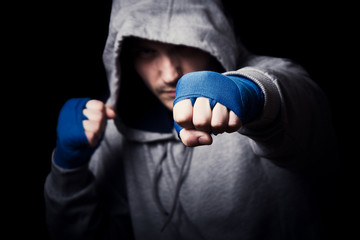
158 54 181 84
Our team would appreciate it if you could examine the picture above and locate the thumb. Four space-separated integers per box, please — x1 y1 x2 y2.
105 105 116 119
179 129 212 147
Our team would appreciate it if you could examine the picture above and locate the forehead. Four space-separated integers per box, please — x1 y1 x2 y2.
128 37 215 59
132 38 181 50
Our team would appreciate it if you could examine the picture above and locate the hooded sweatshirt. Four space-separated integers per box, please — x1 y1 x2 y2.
45 0 338 239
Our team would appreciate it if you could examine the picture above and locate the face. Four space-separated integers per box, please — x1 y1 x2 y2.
131 39 218 110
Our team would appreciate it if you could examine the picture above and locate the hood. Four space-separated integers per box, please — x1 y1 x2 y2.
102 0 246 142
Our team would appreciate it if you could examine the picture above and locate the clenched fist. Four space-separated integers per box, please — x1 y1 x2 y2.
173 97 241 147
172 71 264 148
55 98 116 169
83 100 116 147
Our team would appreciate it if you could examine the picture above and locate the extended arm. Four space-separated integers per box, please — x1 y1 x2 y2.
173 56 336 167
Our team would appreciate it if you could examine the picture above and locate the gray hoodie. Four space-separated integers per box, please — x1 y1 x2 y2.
45 0 338 239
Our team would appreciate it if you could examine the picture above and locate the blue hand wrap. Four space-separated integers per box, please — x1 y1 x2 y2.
173 71 264 134
54 98 95 169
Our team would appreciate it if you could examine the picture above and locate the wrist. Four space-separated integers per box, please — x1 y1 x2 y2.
55 98 93 169
225 75 264 124
224 67 281 129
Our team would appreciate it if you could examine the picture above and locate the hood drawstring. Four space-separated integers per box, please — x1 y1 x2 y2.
152 144 194 232
153 150 168 216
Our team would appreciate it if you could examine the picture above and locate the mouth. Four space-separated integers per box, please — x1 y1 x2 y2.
162 89 177 98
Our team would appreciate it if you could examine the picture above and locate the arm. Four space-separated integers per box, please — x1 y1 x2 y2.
173 56 336 166
44 159 101 240
235 56 337 166
44 98 116 239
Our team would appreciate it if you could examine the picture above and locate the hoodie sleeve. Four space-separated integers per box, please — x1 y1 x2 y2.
44 154 102 240
224 56 337 168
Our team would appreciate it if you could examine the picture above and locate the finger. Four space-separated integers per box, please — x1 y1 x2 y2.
193 97 212 132
86 99 105 111
83 120 105 147
83 108 103 122
105 105 116 119
83 120 103 134
226 111 242 133
84 130 101 148
211 103 229 134
179 129 213 147
173 99 194 129
84 105 115 123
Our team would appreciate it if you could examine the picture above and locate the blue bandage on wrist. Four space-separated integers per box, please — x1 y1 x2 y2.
173 71 264 134
54 98 94 169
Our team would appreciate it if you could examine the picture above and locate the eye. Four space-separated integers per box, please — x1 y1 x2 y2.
175 45 186 51
135 47 156 59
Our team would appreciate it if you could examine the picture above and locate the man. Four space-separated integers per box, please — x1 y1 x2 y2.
45 0 337 239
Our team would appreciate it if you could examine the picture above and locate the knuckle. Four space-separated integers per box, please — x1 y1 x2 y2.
87 100 105 111
83 120 103 133
84 109 107 122
227 118 242 132
192 117 207 127
181 136 192 147
228 118 241 128
173 100 193 125
94 111 105 122
179 130 196 147
211 119 225 128
174 114 193 130
193 117 210 131
174 112 192 125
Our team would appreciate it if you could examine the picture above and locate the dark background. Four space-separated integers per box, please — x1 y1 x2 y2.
6 1 355 239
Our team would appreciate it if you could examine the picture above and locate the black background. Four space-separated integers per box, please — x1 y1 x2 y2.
6 1 355 239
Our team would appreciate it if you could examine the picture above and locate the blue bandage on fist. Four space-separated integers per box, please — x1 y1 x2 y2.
54 98 94 169
173 71 264 134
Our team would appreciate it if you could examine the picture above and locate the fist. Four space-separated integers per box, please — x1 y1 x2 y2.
82 100 116 147
173 97 242 147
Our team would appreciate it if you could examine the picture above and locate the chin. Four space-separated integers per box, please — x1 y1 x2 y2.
162 100 174 111
165 103 174 111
